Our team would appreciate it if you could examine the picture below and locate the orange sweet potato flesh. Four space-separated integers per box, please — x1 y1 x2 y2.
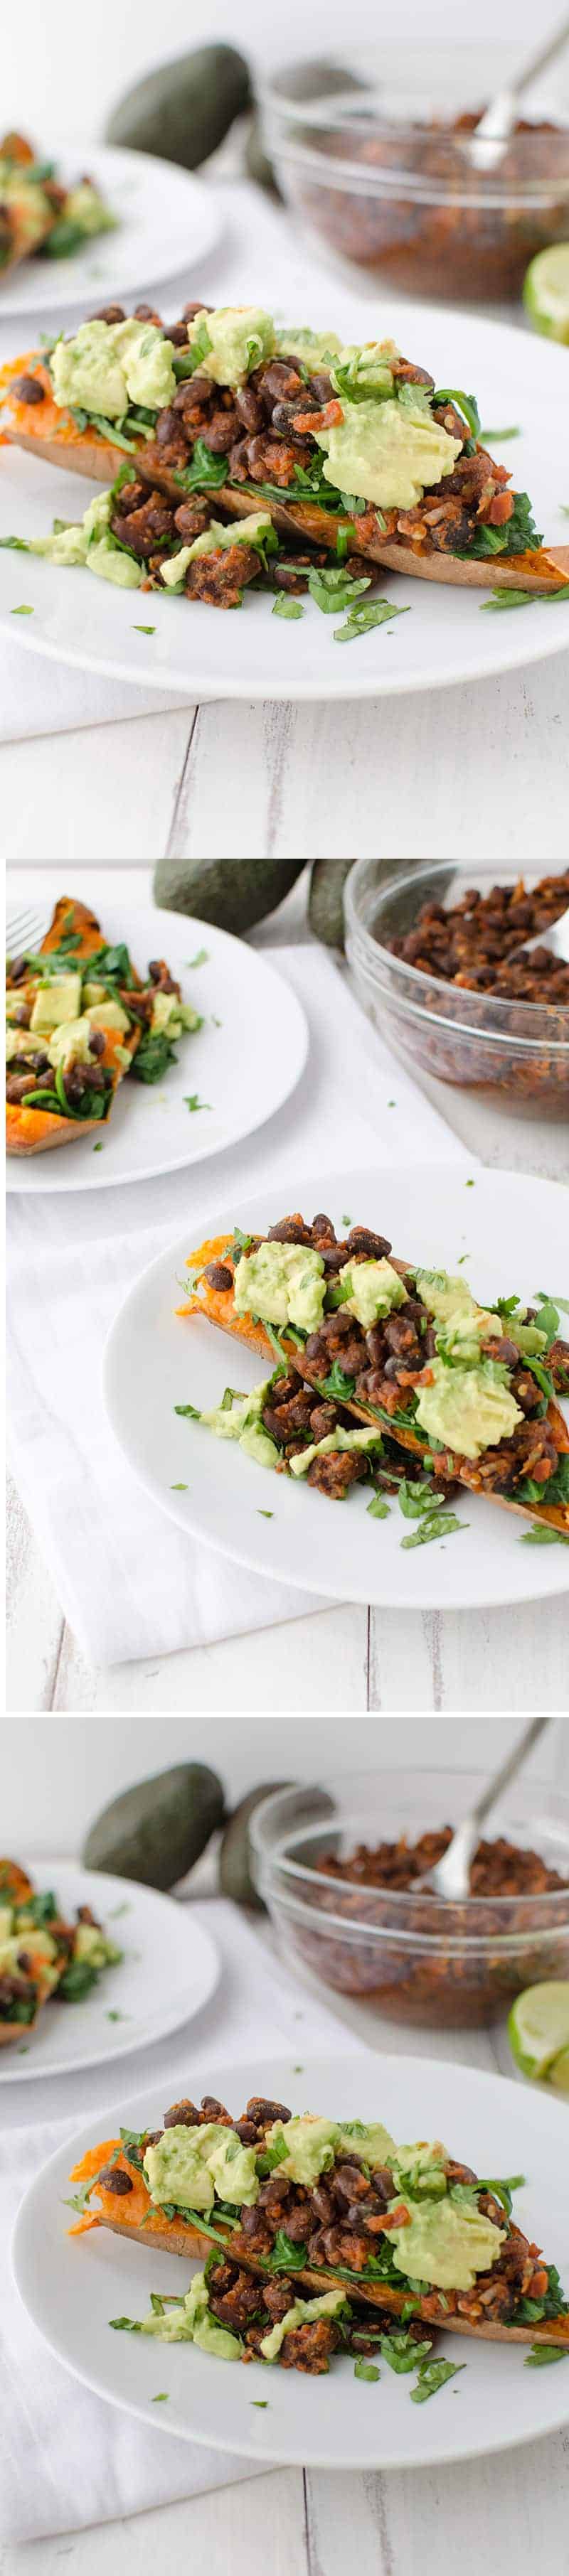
3 350 569 591
6 895 141 1157
70 2138 569 2347
178 1234 569 1535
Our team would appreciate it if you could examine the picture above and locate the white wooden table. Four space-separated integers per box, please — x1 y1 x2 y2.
6 863 569 1716
4 1892 569 2576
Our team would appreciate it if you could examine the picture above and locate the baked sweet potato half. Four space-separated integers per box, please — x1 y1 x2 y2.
3 314 569 595
177 1216 569 1537
6 897 141 1156
67 2097 569 2357
6 894 197 1157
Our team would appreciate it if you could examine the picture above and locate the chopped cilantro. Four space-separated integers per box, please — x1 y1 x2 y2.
410 2357 466 2403
354 2358 380 2381
524 2344 569 2367
11 603 34 615
184 1094 211 1112
272 594 304 619
334 599 410 644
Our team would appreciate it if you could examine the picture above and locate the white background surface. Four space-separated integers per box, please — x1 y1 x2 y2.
6 862 569 1717
3 1719 569 2575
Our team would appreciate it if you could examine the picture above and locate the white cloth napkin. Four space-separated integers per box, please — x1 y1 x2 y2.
7 940 465 1663
7 943 465 1667
0 182 405 744
0 1898 364 2542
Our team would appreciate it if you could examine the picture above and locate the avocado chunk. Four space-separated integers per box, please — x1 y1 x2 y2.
82 1762 225 1888
233 1241 325 1333
388 2194 505 2293
105 43 252 170
144 2121 259 2211
308 860 354 951
316 391 462 512
140 2270 243 2357
30 972 82 1032
415 1358 523 1461
260 2288 346 2362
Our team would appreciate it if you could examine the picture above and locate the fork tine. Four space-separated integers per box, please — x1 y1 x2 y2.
6 905 48 952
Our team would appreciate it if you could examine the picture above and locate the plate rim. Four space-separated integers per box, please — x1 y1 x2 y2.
0 1858 220 2083
11 2044 569 2473
6 899 309 1192
102 1159 569 1614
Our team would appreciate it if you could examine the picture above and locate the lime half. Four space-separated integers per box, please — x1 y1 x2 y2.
509 1980 569 2082
523 244 569 344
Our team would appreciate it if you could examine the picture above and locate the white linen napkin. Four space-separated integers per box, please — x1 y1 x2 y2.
0 1899 364 2542
6 942 465 1665
0 183 405 744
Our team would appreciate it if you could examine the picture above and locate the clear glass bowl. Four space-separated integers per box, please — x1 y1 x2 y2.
344 857 569 1110
250 1769 569 2029
261 52 569 302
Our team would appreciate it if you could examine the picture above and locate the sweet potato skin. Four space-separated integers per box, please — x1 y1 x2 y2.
6 895 140 1156
75 2177 569 2350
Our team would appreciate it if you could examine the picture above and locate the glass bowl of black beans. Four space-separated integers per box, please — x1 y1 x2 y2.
344 857 569 1110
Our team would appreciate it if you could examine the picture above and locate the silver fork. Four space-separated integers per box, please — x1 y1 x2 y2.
6 902 49 960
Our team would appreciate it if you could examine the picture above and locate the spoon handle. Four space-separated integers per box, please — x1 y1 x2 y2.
509 11 569 101
469 1716 550 1831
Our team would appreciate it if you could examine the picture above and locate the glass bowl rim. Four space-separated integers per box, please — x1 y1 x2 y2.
250 1769 569 1928
344 856 569 1038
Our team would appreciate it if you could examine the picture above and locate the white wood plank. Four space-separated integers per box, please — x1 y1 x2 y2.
169 659 569 861
0 2470 305 2576
305 2431 569 2576
51 1604 368 1713
6 1474 63 1712
2 709 190 865
368 1600 569 1713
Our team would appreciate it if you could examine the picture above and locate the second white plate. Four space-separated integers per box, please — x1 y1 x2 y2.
6 901 307 1193
103 1160 569 1612
0 1861 219 2082
0 142 222 316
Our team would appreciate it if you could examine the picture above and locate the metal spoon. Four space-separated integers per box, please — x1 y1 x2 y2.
418 1716 550 1899
468 14 569 169
503 901 569 969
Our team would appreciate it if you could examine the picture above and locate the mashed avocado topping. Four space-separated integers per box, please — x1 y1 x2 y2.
140 2270 243 2358
198 1380 280 1472
277 326 343 365
339 1258 408 1329
388 2195 505 2293
289 1427 383 1478
187 306 275 387
233 1241 326 1333
415 1358 523 1460
260 2290 346 2361
160 513 273 591
50 318 176 419
316 392 462 512
144 2124 260 2215
264 2115 397 2184
27 488 144 589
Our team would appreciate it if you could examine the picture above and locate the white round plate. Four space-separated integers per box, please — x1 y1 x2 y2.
12 2046 569 2470
103 1161 569 1612
6 901 307 1193
0 1861 219 2082
1 299 568 698
0 143 221 316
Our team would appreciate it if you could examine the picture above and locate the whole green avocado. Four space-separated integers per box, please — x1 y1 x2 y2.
154 859 306 935
105 45 252 169
83 1762 225 1888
